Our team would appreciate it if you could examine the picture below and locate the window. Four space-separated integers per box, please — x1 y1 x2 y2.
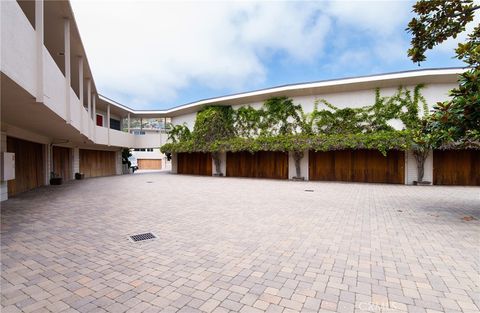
96 114 103 127
133 148 154 152
110 118 121 131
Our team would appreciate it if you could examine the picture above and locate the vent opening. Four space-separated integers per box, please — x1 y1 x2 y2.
129 232 157 242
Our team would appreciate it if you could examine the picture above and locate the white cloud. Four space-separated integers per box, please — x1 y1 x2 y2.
70 0 416 109
71 0 332 108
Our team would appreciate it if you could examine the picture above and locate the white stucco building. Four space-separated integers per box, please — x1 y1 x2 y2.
1 0 477 201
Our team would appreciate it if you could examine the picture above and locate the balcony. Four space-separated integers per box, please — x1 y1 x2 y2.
2 1 169 151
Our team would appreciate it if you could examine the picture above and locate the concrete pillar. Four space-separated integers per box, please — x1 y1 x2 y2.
127 113 131 133
92 94 96 139
0 132 8 201
171 153 177 174
107 104 111 146
405 149 433 185
87 79 92 138
44 143 51 185
35 0 44 103
73 147 80 176
211 152 226 176
288 150 309 180
115 150 122 175
64 18 71 123
78 56 84 132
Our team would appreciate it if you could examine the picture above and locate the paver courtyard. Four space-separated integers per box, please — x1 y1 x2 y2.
1 173 479 313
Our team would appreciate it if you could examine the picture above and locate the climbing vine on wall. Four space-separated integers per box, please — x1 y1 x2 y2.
161 86 428 156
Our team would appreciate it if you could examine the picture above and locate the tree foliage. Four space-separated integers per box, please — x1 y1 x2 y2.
193 106 235 144
407 0 480 149
167 124 191 143
407 0 479 63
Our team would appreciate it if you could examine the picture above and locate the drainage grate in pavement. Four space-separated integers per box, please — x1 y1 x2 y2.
129 232 157 242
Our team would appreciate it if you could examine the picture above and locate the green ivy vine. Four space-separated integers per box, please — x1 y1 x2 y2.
162 86 428 156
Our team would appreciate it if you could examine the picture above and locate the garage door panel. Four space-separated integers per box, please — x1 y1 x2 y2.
80 149 116 178
138 159 162 170
226 151 288 179
309 149 404 184
7 137 45 196
53 146 72 181
433 150 480 185
177 153 212 176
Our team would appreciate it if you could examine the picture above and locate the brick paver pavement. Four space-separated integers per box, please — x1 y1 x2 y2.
1 172 479 313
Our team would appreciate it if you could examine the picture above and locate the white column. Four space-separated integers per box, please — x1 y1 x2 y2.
127 113 131 133
64 18 71 123
78 57 84 132
73 147 80 177
115 150 122 175
87 79 92 139
35 0 44 103
0 132 8 201
93 94 96 140
107 104 111 146
45 143 51 185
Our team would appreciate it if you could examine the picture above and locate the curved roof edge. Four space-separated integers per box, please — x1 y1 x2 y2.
99 67 465 117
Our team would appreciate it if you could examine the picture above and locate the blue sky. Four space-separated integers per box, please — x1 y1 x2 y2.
71 0 473 110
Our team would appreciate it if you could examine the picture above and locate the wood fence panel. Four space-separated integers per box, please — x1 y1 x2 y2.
433 150 480 185
7 137 45 196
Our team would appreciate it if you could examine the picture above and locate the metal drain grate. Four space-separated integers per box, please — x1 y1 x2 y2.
129 232 157 242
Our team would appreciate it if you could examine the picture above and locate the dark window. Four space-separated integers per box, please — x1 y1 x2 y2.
110 118 120 130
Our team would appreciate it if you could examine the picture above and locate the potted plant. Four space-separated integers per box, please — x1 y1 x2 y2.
50 172 63 185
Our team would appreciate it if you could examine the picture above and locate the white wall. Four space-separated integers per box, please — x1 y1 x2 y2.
230 84 455 131
95 126 109 145
132 149 163 160
1 1 37 96
171 112 197 130
171 84 455 132
43 48 66 119
405 149 433 184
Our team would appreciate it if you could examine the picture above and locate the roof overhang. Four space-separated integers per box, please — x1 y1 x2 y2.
100 67 465 118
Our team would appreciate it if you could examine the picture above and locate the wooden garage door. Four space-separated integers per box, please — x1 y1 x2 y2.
138 159 162 170
433 150 480 186
53 146 72 181
7 137 45 196
226 151 288 179
80 149 116 178
309 149 405 184
177 152 212 176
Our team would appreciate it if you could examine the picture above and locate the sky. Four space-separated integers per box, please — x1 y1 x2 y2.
70 0 477 110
